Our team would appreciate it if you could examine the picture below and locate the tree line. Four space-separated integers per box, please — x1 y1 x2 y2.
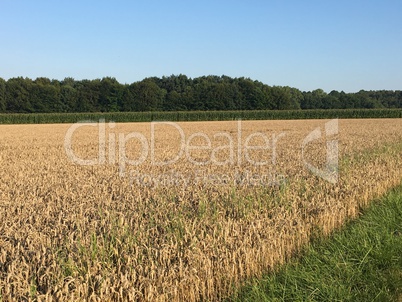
0 75 401 113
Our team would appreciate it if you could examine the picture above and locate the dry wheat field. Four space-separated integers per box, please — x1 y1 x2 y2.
0 119 401 301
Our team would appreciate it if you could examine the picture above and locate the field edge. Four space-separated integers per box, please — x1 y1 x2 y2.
0 108 401 124
228 182 402 302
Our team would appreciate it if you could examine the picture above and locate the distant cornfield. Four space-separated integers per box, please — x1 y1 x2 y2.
0 119 401 301
0 108 401 124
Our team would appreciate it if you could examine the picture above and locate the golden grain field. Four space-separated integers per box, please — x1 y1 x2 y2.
0 119 401 301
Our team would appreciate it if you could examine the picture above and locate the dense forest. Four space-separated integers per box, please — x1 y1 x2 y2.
0 75 401 113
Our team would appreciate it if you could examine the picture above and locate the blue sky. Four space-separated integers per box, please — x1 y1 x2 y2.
1 0 401 92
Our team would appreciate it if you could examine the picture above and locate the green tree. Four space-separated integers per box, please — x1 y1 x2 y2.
268 86 300 110
99 77 123 112
321 90 341 109
311 89 326 109
132 80 166 111
159 74 190 94
338 91 354 109
236 78 266 110
60 85 78 112
0 78 6 112
6 77 34 112
30 77 63 112
182 86 195 110
75 79 101 112
119 86 135 111
286 87 302 109
2 74 400 113
165 90 184 111
356 90 382 108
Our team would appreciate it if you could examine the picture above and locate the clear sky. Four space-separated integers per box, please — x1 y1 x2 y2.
1 0 401 92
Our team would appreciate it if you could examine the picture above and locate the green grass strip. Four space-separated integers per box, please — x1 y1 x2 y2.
229 184 402 302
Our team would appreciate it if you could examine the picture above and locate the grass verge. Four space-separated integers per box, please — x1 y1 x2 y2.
229 184 402 302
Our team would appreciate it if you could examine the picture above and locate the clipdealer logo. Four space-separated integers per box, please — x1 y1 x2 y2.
302 119 339 184
64 119 339 184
